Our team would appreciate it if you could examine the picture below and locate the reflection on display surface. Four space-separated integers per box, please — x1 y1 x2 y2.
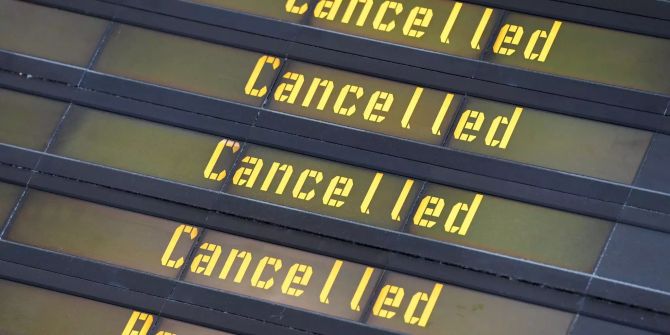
0 89 67 151
0 279 234 335
0 0 108 66
6 190 195 278
211 0 670 94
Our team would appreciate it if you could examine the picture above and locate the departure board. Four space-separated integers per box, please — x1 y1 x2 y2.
1 0 669 335
193 0 670 95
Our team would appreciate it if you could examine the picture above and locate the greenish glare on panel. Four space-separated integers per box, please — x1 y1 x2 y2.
367 272 574 335
0 182 22 232
0 89 67 150
448 98 653 183
157 318 234 335
0 280 134 335
486 13 670 95
0 0 108 66
225 144 419 230
187 0 304 22
267 61 462 145
307 0 500 59
95 24 277 107
184 230 380 321
408 183 613 272
7 190 194 278
49 107 232 190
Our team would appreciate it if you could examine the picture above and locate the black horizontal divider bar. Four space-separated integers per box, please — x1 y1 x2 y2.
548 0 670 22
0 49 84 85
1 57 669 222
26 0 670 120
1 145 670 326
0 255 386 335
80 0 670 114
470 0 670 34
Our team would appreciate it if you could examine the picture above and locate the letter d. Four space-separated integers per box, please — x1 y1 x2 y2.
484 107 522 149
444 194 483 236
523 21 562 62
403 283 443 327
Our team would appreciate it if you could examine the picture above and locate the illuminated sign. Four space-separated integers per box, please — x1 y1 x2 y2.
4 188 576 334
26 104 611 272
194 0 670 95
0 0 657 183
0 1 667 334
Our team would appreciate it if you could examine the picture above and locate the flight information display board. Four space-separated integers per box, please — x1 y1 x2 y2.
191 0 670 95
0 0 669 335
0 0 658 183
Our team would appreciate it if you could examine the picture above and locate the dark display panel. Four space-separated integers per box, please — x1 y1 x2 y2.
94 24 276 107
6 189 195 278
0 279 234 335
0 89 67 151
0 0 107 66
196 0 670 95
50 106 231 190
0 279 133 335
